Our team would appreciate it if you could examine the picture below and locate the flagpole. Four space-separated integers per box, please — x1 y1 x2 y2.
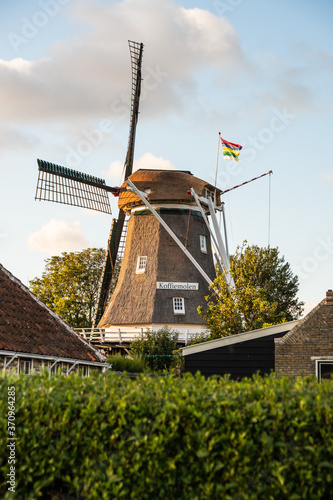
214 132 221 188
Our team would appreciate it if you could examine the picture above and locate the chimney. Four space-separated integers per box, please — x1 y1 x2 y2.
325 289 333 305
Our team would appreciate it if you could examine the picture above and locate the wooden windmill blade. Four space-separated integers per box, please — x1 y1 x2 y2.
123 40 144 179
34 41 144 327
35 159 120 214
92 41 144 327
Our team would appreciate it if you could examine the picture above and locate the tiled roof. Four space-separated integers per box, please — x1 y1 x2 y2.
0 263 105 362
275 290 333 345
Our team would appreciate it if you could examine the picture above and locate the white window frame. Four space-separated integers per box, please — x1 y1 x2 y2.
199 234 207 253
204 187 214 201
173 297 185 315
315 359 333 382
136 256 147 274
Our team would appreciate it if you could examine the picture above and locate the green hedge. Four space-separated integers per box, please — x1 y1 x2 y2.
0 372 333 499
107 354 148 373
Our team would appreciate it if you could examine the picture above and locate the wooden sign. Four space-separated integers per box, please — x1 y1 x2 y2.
157 282 199 291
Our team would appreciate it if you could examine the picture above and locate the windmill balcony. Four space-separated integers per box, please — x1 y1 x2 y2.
75 326 209 349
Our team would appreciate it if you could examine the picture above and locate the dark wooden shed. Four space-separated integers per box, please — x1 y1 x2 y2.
180 321 299 379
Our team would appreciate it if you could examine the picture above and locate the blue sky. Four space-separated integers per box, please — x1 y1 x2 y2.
0 0 332 315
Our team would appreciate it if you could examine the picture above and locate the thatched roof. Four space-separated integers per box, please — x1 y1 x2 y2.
118 169 221 212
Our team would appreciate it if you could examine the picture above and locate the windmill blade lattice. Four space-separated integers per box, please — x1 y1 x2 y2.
123 40 144 179
35 159 118 215
93 41 144 327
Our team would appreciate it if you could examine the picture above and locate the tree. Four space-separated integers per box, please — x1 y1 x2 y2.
29 248 105 328
130 326 179 372
198 242 304 339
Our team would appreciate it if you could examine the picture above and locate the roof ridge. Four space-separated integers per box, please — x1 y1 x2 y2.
275 298 326 344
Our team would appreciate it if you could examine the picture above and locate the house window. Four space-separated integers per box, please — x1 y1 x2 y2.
19 359 31 375
199 235 207 253
80 365 90 377
136 256 147 274
173 297 185 315
316 360 333 382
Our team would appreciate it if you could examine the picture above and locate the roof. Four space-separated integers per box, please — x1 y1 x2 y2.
275 290 333 345
180 320 300 356
118 169 221 212
0 263 105 363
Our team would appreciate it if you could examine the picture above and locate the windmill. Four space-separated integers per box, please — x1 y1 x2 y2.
35 41 233 336
35 41 144 327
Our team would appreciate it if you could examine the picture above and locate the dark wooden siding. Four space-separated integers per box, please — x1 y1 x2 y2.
184 331 288 379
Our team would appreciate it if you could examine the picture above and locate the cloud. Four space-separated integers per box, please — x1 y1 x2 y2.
1 0 325 152
134 152 176 171
320 172 333 185
27 219 88 253
0 0 245 131
0 127 40 157
104 151 176 183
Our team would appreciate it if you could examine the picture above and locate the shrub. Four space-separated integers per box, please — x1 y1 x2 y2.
130 326 179 371
107 354 147 373
0 372 332 499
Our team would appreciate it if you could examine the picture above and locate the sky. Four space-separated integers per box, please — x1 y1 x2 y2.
0 0 332 316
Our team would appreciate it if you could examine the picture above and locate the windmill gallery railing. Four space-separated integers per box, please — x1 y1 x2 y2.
75 328 208 346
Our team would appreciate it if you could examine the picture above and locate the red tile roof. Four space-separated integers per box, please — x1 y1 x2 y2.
0 264 105 362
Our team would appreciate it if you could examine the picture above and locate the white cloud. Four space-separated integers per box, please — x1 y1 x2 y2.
0 0 245 132
320 172 333 185
104 151 176 183
27 219 88 253
0 127 40 157
134 152 176 171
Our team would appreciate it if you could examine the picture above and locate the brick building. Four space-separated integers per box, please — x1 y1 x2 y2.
275 290 333 379
0 263 108 375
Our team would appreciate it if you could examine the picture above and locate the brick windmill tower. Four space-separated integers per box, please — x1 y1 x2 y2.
34 41 232 336
98 169 223 334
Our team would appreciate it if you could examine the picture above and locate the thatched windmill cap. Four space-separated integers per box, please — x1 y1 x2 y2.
118 169 221 212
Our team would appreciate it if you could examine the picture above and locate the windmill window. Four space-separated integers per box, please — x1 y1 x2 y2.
204 188 215 201
200 235 207 253
136 256 147 274
173 297 185 315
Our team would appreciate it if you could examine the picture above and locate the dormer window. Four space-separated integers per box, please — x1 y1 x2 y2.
204 187 214 201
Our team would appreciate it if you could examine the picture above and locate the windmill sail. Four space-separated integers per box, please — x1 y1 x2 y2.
34 41 144 327
35 159 119 214
123 40 144 179
92 41 144 327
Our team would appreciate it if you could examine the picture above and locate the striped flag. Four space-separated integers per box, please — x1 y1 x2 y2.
221 137 242 162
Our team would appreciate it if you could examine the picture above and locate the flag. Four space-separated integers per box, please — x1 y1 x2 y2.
221 137 242 161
